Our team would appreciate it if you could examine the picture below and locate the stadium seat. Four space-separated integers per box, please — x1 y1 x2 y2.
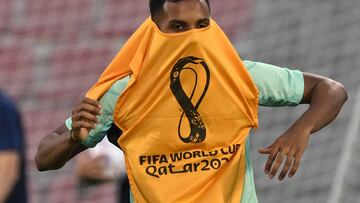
24 107 70 159
0 0 12 31
45 176 77 203
34 46 114 103
211 0 254 39
45 175 116 203
29 45 115 161
93 0 253 40
93 0 148 37
13 0 93 39
0 45 33 98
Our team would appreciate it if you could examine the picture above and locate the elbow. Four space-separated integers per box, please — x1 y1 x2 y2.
35 160 63 172
35 146 47 171
35 153 63 172
323 79 348 104
332 80 348 103
35 161 46 172
35 154 47 172
341 86 348 103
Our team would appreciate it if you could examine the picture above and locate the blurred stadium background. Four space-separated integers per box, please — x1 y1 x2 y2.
0 0 359 202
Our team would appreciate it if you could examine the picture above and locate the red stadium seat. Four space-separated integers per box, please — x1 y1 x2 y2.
93 0 148 37
0 0 12 31
44 175 116 203
24 107 70 162
13 0 93 39
211 0 254 39
28 46 115 161
35 46 115 102
93 0 254 40
46 176 77 203
0 45 33 98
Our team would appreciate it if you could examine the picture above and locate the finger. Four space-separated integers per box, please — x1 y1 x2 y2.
73 111 98 123
72 120 96 130
278 151 295 181
289 154 302 177
264 145 280 174
78 103 101 115
258 142 276 154
73 103 101 116
269 148 288 179
83 97 100 107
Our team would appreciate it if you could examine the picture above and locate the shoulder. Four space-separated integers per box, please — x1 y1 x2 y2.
99 75 131 111
107 75 131 96
243 60 303 82
243 60 296 73
242 60 304 106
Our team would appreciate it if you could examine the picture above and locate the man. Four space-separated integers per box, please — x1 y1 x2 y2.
35 0 348 202
0 91 27 203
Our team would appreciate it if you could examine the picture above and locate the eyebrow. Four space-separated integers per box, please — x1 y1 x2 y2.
197 18 210 23
168 18 210 25
168 20 187 24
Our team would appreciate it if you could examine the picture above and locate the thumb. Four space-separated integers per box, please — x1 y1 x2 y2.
258 146 273 154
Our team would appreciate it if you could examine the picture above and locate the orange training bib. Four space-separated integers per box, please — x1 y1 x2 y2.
86 18 258 203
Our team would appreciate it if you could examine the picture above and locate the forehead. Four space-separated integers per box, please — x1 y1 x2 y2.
163 0 210 19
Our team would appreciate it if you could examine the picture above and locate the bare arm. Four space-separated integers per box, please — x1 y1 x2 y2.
298 72 348 133
35 124 87 171
259 73 348 180
0 151 20 203
35 98 101 171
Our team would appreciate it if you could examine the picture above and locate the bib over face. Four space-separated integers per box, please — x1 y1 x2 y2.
86 18 258 203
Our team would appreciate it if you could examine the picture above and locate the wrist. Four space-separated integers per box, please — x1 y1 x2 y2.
69 130 80 143
288 121 313 138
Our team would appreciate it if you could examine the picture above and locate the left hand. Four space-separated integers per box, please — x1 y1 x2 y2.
258 129 310 181
75 153 109 182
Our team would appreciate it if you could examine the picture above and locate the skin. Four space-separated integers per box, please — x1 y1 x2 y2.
75 153 110 182
153 0 210 33
258 73 347 180
0 151 20 203
35 0 348 182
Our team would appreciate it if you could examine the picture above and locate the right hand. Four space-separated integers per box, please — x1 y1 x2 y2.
71 98 101 142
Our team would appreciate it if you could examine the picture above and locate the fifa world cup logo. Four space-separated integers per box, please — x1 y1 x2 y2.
170 56 210 144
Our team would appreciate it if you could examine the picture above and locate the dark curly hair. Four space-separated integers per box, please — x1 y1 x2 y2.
149 0 210 18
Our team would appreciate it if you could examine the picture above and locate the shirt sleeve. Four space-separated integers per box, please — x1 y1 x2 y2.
0 98 23 151
65 76 130 148
243 60 305 107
